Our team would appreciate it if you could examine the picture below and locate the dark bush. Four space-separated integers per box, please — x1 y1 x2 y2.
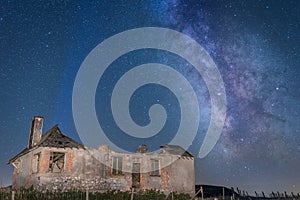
1 188 191 200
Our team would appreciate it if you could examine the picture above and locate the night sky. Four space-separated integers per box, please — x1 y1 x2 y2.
1 0 299 195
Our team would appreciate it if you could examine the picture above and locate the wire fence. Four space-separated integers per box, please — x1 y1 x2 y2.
194 186 300 200
1 188 300 200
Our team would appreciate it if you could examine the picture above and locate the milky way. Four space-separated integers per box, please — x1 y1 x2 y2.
148 0 300 193
0 0 299 194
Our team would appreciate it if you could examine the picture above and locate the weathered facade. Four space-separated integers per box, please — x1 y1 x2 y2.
9 116 195 196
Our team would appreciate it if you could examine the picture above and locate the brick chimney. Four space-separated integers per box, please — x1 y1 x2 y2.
136 144 149 153
28 116 43 148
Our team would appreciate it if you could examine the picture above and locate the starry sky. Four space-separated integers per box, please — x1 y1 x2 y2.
0 0 299 195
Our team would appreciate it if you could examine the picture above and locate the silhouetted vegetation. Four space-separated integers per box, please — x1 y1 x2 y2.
1 186 300 200
0 187 191 200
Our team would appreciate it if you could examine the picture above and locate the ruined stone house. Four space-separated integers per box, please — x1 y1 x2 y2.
9 116 195 196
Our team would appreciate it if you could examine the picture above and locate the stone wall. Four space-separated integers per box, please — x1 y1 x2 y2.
36 175 130 191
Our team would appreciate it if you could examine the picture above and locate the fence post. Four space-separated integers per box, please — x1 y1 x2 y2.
191 187 202 200
11 191 15 200
231 187 235 200
86 189 89 200
131 188 134 200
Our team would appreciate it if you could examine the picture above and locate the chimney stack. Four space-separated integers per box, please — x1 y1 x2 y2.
28 116 43 148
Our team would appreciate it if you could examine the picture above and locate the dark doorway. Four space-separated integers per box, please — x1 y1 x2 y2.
132 163 140 188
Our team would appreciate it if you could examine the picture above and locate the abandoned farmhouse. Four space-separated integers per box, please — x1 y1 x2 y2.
9 116 195 196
